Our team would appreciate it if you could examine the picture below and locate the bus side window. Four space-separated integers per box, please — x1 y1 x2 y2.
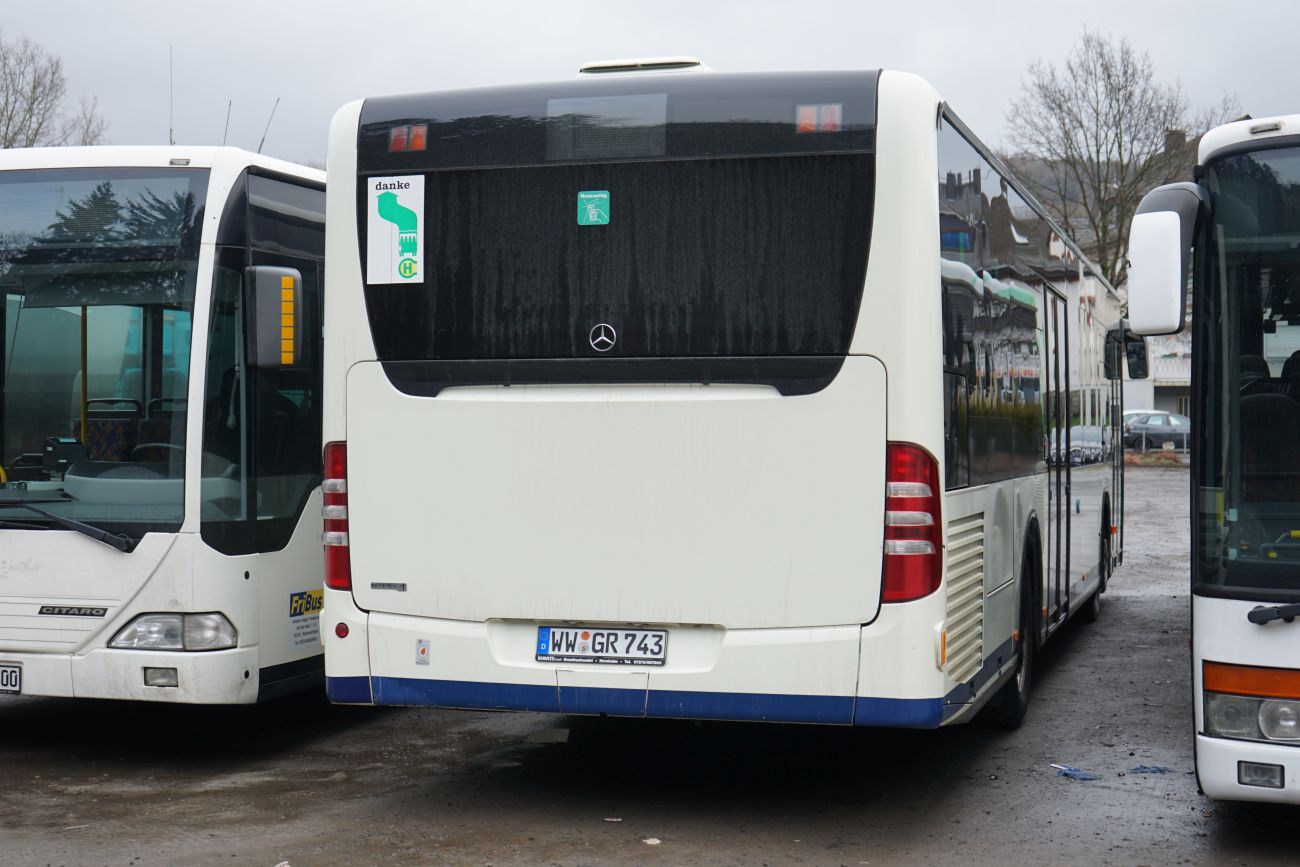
199 175 324 555
246 175 324 552
249 251 322 551
942 283 971 489
200 247 252 551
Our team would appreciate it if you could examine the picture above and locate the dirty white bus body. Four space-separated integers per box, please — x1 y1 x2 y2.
323 64 1126 726
1129 114 1300 802
0 147 326 703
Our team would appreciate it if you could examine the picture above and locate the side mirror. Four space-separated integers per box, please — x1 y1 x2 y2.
1104 325 1123 380
1125 331 1149 380
245 266 302 369
1104 320 1149 380
1127 182 1208 336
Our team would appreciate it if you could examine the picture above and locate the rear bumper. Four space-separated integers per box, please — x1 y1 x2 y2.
0 646 260 704
323 588 948 727
1197 734 1300 803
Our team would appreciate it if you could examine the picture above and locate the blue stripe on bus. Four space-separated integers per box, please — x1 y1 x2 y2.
372 676 561 712
853 696 945 728
326 675 373 704
350 676 944 727
560 685 647 717
648 689 854 724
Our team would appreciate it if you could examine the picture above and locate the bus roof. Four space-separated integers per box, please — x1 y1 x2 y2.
356 69 879 172
1199 114 1300 164
0 146 323 183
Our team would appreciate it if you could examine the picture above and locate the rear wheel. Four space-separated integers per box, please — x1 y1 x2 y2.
984 565 1035 728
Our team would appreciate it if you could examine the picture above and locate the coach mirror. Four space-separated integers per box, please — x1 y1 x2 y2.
1124 330 1149 380
245 266 302 369
1127 182 1208 336
1105 321 1149 381
1105 326 1123 380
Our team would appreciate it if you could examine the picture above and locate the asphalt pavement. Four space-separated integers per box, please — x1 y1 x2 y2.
2 466 1297 866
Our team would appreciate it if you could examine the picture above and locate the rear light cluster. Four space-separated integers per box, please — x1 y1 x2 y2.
883 442 943 603
388 124 428 152
323 441 351 590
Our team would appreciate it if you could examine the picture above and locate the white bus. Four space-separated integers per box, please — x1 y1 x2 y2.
0 146 327 703
1129 114 1300 800
322 62 1130 727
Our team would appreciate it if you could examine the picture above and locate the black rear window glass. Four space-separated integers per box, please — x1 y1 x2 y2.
360 153 873 360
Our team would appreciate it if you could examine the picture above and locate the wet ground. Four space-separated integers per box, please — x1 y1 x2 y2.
2 467 1297 866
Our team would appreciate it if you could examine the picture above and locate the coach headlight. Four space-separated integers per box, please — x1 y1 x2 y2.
110 613 237 651
1260 700 1300 742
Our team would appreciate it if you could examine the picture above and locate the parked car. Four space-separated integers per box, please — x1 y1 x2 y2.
1122 408 1157 426
1124 411 1191 450
1070 425 1105 465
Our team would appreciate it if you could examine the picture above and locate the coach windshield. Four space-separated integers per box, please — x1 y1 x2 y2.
0 168 206 538
1196 143 1300 599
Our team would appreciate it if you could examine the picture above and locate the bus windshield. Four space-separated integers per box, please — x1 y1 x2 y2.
0 168 208 536
1198 144 1300 597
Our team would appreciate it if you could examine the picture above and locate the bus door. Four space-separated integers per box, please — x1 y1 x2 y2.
1044 290 1070 624
1110 367 1123 564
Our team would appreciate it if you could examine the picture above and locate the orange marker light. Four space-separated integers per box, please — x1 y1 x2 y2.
795 104 818 133
1204 661 1300 700
409 124 428 151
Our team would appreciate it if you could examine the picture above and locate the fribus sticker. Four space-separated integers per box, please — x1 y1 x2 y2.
288 589 323 652
367 175 424 284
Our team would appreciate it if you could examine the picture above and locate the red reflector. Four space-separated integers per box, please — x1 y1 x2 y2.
795 104 818 133
324 440 346 481
818 103 842 132
388 125 408 152
323 441 351 591
335 622 350 639
883 442 942 603
408 124 428 151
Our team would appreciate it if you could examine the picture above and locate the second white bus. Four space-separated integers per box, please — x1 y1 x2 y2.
322 61 1132 727
0 146 326 703
1130 113 1300 801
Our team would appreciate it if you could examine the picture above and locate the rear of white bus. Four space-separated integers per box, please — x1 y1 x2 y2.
323 69 966 726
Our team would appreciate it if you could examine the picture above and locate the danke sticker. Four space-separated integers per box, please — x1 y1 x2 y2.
367 175 424 284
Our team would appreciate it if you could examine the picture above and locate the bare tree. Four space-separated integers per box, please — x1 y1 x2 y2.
0 31 107 149
1005 31 1238 287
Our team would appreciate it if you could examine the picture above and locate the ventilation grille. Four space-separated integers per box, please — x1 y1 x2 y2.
0 595 118 653
945 512 985 684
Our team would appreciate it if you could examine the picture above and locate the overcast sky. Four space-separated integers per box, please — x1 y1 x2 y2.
6 1 1295 166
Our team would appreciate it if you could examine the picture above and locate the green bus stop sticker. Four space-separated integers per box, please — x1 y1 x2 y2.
577 190 610 226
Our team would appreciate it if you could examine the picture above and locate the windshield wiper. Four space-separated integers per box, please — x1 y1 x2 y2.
0 519 48 530
1247 603 1300 625
0 503 136 553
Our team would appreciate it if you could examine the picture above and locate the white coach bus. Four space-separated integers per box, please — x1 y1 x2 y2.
1129 114 1300 800
0 147 326 703
322 61 1133 727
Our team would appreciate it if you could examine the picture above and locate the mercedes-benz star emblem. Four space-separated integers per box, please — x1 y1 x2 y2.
589 322 617 352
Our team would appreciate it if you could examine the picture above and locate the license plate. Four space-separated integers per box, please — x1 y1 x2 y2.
536 626 667 666
0 662 20 695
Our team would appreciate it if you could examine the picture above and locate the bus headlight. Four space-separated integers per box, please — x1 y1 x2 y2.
110 613 237 651
1259 700 1300 742
1204 662 1300 745
1205 693 1262 739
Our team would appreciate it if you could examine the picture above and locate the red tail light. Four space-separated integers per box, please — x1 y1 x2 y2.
882 442 942 602
323 441 351 590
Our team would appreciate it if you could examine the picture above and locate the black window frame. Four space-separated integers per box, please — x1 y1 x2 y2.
200 168 325 556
